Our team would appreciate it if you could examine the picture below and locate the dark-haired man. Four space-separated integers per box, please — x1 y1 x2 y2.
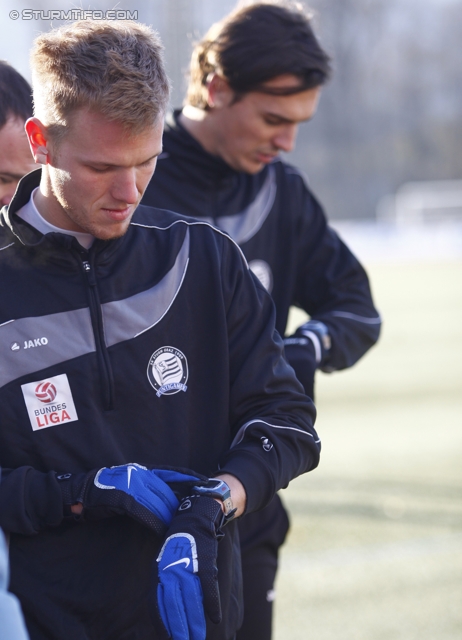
142 3 381 638
0 61 36 206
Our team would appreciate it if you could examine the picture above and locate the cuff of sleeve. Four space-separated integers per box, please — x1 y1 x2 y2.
298 330 322 364
0 468 63 535
297 320 332 367
26 470 64 531
218 448 276 515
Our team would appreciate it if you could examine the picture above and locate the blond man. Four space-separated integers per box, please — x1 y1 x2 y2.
0 20 319 640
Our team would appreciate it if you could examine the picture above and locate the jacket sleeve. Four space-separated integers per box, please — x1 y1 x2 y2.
215 235 320 514
292 183 381 372
0 467 63 535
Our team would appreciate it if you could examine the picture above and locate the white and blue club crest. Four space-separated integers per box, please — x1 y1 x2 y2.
147 346 188 397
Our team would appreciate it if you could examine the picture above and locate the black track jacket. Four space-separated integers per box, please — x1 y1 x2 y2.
142 112 381 371
0 171 319 640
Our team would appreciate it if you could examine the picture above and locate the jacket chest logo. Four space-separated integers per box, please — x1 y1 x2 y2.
147 346 188 397
21 373 79 431
10 337 49 351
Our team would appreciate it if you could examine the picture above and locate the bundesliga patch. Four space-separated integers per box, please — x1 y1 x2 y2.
21 373 78 431
147 346 188 397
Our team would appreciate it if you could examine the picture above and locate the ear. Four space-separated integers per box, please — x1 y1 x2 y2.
206 74 234 109
25 117 50 165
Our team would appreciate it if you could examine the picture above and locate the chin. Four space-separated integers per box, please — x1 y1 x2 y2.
97 231 128 242
239 159 264 175
93 222 131 241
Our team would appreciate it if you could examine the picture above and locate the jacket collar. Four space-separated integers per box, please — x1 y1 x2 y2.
6 167 42 216
1 169 48 247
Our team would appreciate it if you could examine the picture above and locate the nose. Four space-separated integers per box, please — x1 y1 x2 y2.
273 124 298 153
111 168 139 204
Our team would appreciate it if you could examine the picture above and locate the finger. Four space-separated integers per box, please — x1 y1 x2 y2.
154 469 203 484
179 573 207 640
158 579 192 640
135 473 179 522
201 575 222 625
162 573 206 640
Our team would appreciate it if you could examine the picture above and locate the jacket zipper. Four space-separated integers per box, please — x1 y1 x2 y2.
82 259 114 410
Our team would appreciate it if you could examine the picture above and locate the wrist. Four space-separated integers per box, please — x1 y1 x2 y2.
214 473 246 518
192 474 246 519
70 503 83 515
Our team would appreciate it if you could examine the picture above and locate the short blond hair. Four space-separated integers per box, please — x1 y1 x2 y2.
31 20 169 140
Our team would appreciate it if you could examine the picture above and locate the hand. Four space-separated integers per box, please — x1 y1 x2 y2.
57 464 202 536
155 495 226 640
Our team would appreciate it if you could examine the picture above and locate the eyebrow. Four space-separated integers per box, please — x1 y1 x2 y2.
87 150 163 169
263 112 313 125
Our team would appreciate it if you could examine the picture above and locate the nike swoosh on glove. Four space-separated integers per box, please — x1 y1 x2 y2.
155 495 226 640
57 464 202 537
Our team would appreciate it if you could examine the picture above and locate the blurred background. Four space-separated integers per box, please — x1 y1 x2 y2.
1 0 461 637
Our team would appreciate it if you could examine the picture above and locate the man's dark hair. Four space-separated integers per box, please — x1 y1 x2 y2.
186 1 332 109
0 61 33 128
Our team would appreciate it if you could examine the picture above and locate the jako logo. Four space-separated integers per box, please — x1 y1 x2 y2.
24 337 48 349
35 381 57 403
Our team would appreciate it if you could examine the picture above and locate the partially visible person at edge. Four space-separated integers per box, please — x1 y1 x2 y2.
0 63 35 640
0 526 30 640
142 3 382 639
0 18 320 640
0 61 36 206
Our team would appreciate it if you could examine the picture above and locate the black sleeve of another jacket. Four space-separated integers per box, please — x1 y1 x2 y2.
293 182 382 371
215 236 320 514
0 467 63 535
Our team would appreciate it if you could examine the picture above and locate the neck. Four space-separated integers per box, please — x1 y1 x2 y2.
179 106 221 158
34 168 77 233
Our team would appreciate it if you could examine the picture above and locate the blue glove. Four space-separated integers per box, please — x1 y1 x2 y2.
155 495 226 640
57 463 202 536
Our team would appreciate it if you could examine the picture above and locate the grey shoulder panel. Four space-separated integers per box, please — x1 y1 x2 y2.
216 165 276 245
0 230 190 389
0 308 95 389
102 228 190 345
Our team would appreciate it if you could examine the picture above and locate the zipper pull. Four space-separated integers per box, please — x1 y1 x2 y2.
82 260 96 285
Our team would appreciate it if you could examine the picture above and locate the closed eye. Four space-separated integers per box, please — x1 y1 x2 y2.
87 165 112 173
264 116 286 126
139 156 158 169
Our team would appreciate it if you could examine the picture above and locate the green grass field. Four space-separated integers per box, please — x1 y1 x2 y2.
274 261 462 639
